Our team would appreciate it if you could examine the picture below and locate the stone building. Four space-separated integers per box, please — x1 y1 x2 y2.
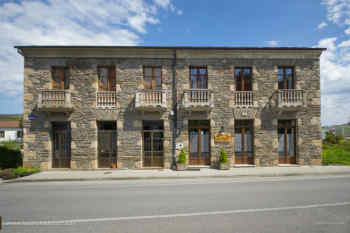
16 46 325 170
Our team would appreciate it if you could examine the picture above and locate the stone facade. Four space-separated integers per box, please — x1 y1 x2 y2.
18 46 324 169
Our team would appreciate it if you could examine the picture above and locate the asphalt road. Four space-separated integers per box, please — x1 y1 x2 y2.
1 175 350 233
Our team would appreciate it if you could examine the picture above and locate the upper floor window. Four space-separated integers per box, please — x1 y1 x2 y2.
52 67 69 89
235 67 252 91
143 66 162 89
0 131 4 138
278 67 294 89
98 67 116 91
190 67 207 89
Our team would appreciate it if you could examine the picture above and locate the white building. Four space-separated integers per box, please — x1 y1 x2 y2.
0 120 22 143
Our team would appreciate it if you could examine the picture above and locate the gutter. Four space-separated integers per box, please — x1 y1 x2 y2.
171 49 177 170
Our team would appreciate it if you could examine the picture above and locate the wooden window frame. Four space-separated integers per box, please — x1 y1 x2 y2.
98 66 116 91
278 67 295 89
51 67 69 90
234 67 252 91
189 66 208 89
143 66 162 90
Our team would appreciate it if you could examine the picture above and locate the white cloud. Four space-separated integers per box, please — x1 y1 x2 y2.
317 1 350 125
177 9 183 15
265 40 279 46
317 21 328 29
316 37 350 126
0 0 181 101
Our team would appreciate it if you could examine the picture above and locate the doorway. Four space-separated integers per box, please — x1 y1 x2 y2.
143 121 164 167
52 122 71 168
278 120 297 164
234 120 254 164
98 121 117 168
189 120 210 165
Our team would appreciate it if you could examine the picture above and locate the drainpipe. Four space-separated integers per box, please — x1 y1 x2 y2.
171 49 177 170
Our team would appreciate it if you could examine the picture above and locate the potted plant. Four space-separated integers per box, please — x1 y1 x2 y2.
177 149 187 171
219 148 230 170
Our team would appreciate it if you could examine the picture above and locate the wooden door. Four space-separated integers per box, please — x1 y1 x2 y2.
98 67 116 91
234 67 252 91
278 120 296 164
235 120 254 164
52 67 68 89
143 121 164 167
189 121 210 165
52 122 71 168
98 121 117 168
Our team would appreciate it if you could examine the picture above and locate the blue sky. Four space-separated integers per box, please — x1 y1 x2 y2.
0 0 349 126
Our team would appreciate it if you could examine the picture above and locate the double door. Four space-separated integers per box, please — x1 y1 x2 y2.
234 120 254 164
189 121 210 165
143 121 164 167
52 122 71 168
278 120 296 164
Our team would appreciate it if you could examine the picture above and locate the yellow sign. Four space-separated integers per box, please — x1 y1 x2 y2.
215 133 231 143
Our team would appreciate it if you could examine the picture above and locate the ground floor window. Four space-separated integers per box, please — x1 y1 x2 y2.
143 120 164 167
235 120 254 164
189 120 210 165
52 122 71 168
97 121 117 168
0 130 4 138
278 120 296 164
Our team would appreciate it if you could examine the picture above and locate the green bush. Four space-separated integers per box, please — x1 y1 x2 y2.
0 145 22 169
13 167 40 177
323 131 343 144
177 149 186 164
219 148 228 163
323 139 350 165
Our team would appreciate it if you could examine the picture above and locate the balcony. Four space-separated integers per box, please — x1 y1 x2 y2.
96 91 116 109
277 89 305 108
233 91 256 108
38 89 73 112
135 89 167 111
183 89 214 111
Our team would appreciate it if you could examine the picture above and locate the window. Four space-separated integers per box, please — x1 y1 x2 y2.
0 131 4 138
143 66 162 89
190 67 208 89
52 67 69 89
17 130 22 138
98 67 116 91
278 67 294 89
235 67 252 91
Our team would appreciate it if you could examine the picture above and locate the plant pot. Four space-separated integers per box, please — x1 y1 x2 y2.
219 162 230 170
176 163 186 171
111 163 117 169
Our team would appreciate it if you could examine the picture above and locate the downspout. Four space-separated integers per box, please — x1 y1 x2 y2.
171 49 177 170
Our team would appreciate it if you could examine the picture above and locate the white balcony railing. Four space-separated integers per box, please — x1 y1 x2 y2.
233 91 255 107
278 89 305 107
96 91 116 109
38 89 73 111
183 89 214 109
135 89 167 110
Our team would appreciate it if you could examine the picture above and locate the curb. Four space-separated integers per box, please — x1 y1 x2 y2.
3 171 350 183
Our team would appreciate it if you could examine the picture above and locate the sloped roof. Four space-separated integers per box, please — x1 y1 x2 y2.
0 120 21 128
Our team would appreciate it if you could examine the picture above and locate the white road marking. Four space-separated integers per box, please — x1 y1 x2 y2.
4 201 350 226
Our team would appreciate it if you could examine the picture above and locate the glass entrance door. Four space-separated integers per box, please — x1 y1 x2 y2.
235 120 254 164
278 120 296 164
52 122 71 168
189 120 210 165
143 121 164 167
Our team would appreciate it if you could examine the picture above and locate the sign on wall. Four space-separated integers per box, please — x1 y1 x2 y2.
214 132 231 143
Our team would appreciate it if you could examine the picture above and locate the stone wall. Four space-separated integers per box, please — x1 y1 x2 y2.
22 49 322 169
